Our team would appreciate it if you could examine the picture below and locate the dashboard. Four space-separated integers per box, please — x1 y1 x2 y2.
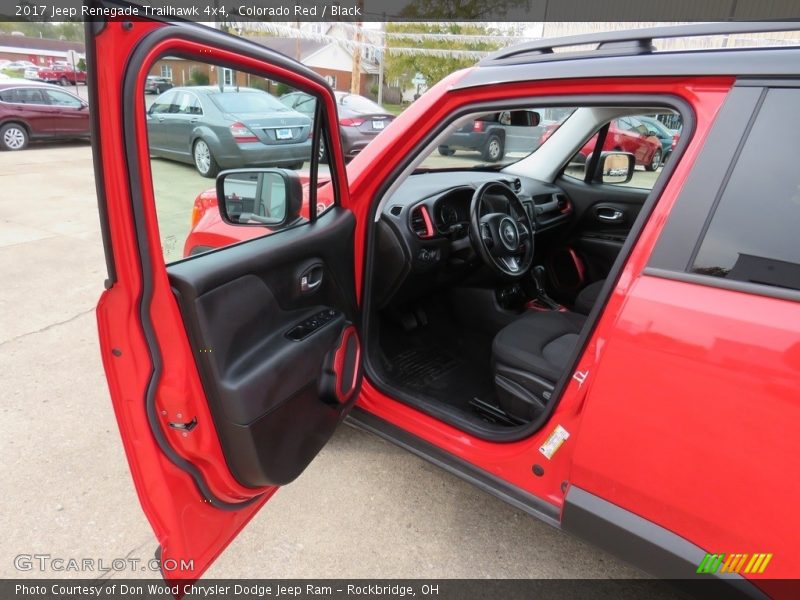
372 170 573 308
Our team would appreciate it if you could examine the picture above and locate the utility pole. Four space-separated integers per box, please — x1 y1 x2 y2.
377 20 386 104
350 0 364 94
215 0 225 92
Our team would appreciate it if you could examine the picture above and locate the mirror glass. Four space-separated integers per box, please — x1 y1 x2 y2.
600 152 633 184
221 171 287 225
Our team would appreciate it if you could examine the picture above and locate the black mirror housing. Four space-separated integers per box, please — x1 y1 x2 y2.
594 151 636 184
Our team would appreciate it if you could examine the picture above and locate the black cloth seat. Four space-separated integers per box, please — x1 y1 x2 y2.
492 310 586 384
573 279 605 315
490 279 606 421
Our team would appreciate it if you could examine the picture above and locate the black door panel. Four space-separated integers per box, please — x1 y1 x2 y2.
168 208 360 487
554 176 649 285
573 236 625 280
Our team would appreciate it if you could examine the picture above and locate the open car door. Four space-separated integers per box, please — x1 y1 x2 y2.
87 3 362 581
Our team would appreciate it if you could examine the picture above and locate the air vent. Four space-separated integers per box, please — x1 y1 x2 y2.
512 178 522 192
409 205 434 238
389 205 403 217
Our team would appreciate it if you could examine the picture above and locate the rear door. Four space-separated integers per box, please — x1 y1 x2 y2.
145 90 175 152
42 88 89 136
5 87 57 137
566 84 800 584
164 89 200 158
88 8 362 582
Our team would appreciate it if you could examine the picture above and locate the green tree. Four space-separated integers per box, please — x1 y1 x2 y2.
384 23 503 93
398 0 527 19
189 68 209 86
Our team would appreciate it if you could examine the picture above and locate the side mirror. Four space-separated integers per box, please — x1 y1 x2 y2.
504 110 541 127
216 168 303 227
597 151 635 184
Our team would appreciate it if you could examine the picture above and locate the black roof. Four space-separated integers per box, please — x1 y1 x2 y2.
458 22 800 90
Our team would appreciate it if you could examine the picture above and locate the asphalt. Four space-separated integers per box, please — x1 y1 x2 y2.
0 142 643 581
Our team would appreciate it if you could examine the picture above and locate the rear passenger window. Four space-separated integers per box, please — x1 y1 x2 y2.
691 88 800 292
1 88 47 104
149 91 174 114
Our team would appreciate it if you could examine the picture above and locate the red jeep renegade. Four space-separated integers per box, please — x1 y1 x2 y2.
87 8 800 598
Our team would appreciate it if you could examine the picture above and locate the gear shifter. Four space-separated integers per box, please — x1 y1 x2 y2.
529 265 562 311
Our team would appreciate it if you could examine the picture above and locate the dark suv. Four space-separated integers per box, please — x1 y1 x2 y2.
145 76 173 95
438 110 541 162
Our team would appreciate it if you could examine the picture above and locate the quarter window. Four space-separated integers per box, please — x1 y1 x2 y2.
691 88 800 292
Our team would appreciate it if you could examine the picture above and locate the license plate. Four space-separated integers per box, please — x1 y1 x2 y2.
372 120 385 130
276 128 293 140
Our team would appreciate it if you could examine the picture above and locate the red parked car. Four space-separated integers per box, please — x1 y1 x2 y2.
541 115 664 171
88 13 800 598
36 61 87 86
0 80 90 150
578 116 664 171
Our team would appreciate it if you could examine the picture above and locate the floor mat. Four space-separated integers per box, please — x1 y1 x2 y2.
387 346 462 389
377 313 496 413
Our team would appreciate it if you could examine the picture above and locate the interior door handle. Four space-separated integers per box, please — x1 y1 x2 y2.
596 208 624 223
300 265 324 293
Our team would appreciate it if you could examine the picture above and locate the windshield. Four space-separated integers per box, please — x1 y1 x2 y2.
417 107 576 170
336 93 385 113
641 117 672 136
211 91 287 114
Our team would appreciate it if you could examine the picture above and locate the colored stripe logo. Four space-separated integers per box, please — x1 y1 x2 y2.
697 553 772 574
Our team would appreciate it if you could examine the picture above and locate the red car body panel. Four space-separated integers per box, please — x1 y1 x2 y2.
90 12 800 593
183 176 331 257
571 275 800 579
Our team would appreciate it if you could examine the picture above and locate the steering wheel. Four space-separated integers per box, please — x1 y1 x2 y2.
469 181 534 278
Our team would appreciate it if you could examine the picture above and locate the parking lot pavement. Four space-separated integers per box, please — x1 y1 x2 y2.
0 142 643 580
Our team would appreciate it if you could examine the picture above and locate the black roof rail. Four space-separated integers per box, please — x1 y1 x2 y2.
481 21 800 65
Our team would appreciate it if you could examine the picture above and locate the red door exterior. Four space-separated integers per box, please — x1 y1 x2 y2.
89 14 351 584
569 277 800 579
